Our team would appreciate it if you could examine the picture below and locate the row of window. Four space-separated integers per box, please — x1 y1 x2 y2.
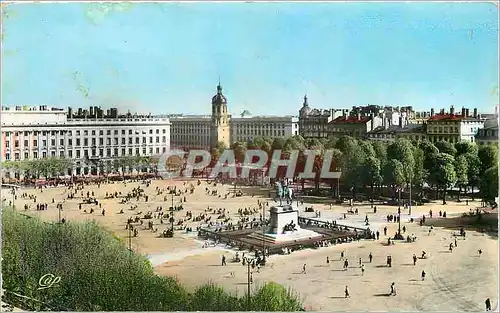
3 128 168 137
4 146 168 161
234 130 286 136
4 136 168 149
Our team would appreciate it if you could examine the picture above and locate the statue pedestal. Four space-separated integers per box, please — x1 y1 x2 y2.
268 205 300 234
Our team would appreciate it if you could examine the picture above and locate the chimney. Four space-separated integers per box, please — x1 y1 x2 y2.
357 113 361 120
450 105 455 115
430 108 435 117
461 107 466 117
466 108 470 117
473 108 478 118
440 108 445 115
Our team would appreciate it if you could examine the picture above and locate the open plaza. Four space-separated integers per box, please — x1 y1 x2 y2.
2 177 497 312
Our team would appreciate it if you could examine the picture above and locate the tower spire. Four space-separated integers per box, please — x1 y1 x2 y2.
217 76 222 94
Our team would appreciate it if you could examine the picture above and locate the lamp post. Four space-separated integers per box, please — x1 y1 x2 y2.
262 205 266 263
398 206 402 235
171 194 175 235
409 176 412 216
244 256 257 310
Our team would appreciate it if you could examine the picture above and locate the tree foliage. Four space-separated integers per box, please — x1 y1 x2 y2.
480 166 499 201
2 208 303 311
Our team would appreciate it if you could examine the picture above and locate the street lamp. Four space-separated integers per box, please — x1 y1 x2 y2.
398 206 401 235
243 256 257 310
262 206 266 263
409 176 412 216
170 194 175 236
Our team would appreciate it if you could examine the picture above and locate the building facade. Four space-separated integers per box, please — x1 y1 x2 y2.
426 106 484 143
230 114 299 143
169 84 300 149
298 95 348 138
1 105 170 177
328 113 383 138
475 125 499 145
169 115 211 150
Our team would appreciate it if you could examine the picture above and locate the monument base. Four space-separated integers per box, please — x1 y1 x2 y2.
248 228 322 245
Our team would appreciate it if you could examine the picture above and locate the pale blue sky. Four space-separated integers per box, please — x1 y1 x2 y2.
1 2 498 115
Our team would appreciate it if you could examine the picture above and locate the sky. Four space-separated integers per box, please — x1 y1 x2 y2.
1 2 498 116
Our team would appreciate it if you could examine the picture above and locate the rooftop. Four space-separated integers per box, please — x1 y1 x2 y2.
428 114 482 121
330 116 371 124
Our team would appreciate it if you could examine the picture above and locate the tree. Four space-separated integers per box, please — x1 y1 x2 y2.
383 159 405 198
340 139 365 198
429 153 457 204
434 140 457 156
362 156 382 197
371 141 387 169
2 208 303 312
454 154 469 201
231 141 247 163
412 145 426 200
387 139 414 187
465 152 481 199
478 145 498 174
271 137 286 150
454 141 477 156
419 140 439 170
480 166 499 202
334 136 357 154
250 282 302 311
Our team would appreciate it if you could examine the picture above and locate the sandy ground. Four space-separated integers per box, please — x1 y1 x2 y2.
2 180 498 312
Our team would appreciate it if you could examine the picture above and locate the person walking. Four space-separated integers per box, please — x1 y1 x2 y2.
485 298 491 311
390 282 396 296
413 254 417 266
301 263 307 274
421 270 426 281
344 286 350 298
368 252 373 263
343 259 349 270
361 264 365 276
221 255 227 266
326 256 330 265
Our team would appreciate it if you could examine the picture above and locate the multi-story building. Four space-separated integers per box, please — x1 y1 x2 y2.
367 123 427 142
1 105 170 178
298 101 415 139
426 106 484 143
169 115 212 150
298 95 346 138
230 112 299 143
169 84 300 148
328 113 384 138
475 124 498 145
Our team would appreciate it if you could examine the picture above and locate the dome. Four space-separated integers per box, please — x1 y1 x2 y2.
299 94 311 116
212 84 227 105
